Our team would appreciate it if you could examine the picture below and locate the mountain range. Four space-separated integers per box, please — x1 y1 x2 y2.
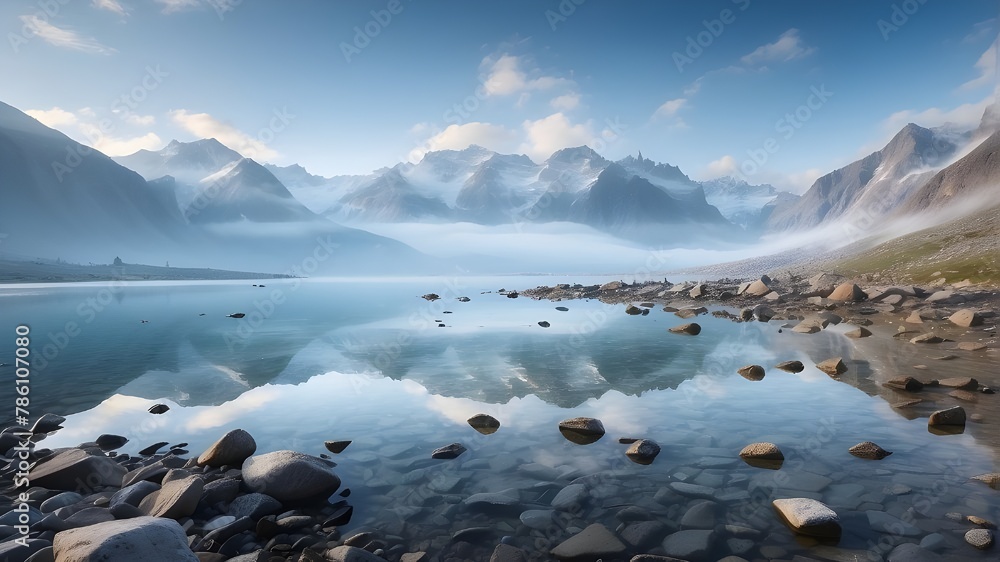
2 96 999 277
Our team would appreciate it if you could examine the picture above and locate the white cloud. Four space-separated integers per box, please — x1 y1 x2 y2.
881 97 993 133
963 19 996 44
170 109 278 160
78 124 163 155
125 114 156 126
740 28 814 66
960 37 997 91
698 153 819 193
408 122 518 161
703 155 739 178
25 107 78 128
92 0 127 16
550 93 581 111
18 15 116 54
653 98 686 119
156 0 201 14
481 54 570 97
519 112 595 162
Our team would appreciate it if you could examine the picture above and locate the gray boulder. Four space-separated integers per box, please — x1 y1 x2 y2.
138 475 203 519
197 429 256 467
29 449 126 491
772 498 841 538
549 523 626 560
242 451 341 502
52 517 197 561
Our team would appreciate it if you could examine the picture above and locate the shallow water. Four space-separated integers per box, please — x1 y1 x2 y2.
1 277 998 560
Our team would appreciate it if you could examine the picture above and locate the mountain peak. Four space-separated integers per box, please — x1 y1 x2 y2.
547 145 604 164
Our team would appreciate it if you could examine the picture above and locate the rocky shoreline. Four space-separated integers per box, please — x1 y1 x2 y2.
1 271 998 562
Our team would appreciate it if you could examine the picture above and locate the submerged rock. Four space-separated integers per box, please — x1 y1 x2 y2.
772 498 841 538
549 523 626 561
431 443 467 460
938 377 978 390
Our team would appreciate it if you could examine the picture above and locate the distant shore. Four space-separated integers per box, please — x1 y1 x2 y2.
0 258 294 284
521 272 999 443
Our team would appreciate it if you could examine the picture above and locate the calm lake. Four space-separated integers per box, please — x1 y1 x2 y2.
1 277 997 560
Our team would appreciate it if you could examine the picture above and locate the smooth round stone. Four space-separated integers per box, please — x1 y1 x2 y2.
661 529 715 559
551 484 588 509
619 521 668 550
431 443 466 460
52 517 197 561
888 543 944 562
197 429 256 467
550 523 626 560
463 493 519 507
680 500 716 530
928 406 966 427
203 515 237 532
40 492 84 514
965 528 994 549
518 510 554 530
772 498 841 538
242 451 341 502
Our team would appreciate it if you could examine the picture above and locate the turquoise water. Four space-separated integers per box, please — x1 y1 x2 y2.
1 277 997 560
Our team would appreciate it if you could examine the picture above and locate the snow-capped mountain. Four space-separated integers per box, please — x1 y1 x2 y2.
115 138 243 210
263 163 372 214
311 145 741 242
185 158 321 224
766 123 964 232
700 176 799 230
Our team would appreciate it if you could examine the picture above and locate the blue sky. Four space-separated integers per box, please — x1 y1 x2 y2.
2 0 997 191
